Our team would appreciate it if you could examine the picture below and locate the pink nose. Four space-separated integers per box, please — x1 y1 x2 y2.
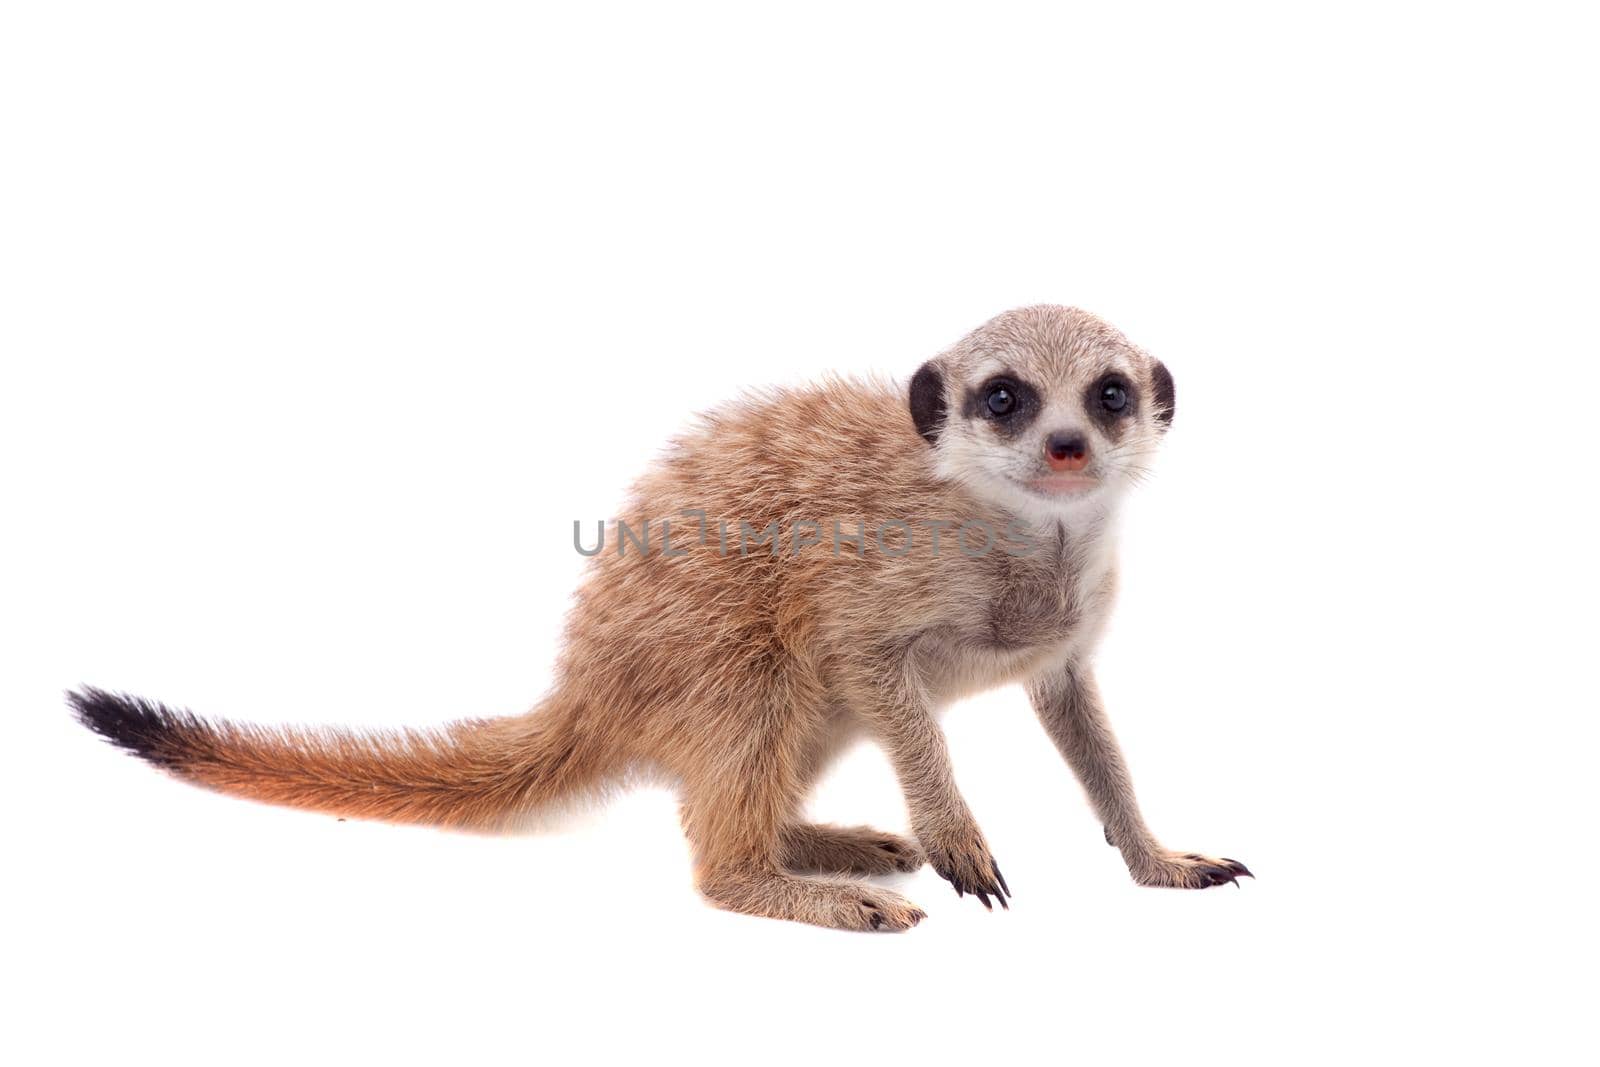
1045 433 1089 472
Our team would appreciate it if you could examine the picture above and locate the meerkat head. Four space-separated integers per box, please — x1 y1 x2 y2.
909 305 1175 524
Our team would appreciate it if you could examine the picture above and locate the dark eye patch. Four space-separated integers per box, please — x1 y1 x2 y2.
1085 373 1138 436
963 375 1041 438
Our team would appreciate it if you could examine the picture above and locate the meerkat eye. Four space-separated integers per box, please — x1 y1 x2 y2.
986 385 1016 416
1100 383 1128 413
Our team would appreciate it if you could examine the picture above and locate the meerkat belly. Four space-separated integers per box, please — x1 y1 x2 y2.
936 641 1065 704
987 537 1111 648
931 543 1116 702
915 603 1094 705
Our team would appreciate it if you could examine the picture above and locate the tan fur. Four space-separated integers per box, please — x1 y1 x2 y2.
80 305 1249 931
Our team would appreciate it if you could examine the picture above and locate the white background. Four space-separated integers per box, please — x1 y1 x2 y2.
3 3 1596 1064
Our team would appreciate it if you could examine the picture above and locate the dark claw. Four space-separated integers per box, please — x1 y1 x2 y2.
1104 826 1115 847
1221 857 1254 878
870 912 884 929
933 849 1009 908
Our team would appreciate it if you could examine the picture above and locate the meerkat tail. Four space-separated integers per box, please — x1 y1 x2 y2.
67 686 594 830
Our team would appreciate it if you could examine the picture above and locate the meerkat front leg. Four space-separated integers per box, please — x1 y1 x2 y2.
1027 664 1252 889
857 679 1010 909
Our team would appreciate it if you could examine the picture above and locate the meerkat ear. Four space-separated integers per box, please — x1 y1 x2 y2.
909 360 948 445
1151 359 1175 429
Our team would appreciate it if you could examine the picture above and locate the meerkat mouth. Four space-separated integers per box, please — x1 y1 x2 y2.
1026 472 1100 496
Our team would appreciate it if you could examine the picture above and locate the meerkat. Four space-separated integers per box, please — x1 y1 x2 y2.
70 304 1250 932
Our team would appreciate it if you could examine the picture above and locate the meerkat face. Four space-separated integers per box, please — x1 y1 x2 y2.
909 306 1175 524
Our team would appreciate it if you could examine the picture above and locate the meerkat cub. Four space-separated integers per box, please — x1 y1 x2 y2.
72 305 1250 932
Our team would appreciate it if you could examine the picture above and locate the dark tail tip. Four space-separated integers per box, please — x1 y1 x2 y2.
67 686 199 770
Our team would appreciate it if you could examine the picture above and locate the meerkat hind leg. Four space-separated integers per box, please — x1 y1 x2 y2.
778 823 926 876
698 865 926 931
687 800 928 931
679 757 926 930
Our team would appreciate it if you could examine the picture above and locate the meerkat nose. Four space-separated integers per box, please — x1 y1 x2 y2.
1044 432 1090 472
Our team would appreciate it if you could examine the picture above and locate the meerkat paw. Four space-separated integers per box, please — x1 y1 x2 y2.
699 868 927 931
820 883 926 931
1133 850 1254 889
779 823 926 875
922 824 1010 910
